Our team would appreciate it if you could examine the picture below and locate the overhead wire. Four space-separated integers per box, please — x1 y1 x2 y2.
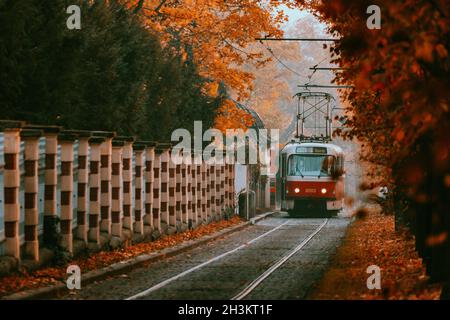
261 41 310 80
258 41 337 93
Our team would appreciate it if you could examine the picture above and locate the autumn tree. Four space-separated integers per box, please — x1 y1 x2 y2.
299 0 450 298
126 0 306 128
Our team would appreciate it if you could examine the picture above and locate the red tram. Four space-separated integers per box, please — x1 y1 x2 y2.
277 140 345 217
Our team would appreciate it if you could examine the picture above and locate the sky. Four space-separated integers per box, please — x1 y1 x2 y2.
282 6 328 35
263 6 343 127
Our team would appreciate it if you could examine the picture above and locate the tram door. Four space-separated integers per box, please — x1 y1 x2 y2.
280 153 287 208
275 152 287 211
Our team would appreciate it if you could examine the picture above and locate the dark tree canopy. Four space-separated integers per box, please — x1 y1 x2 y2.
0 0 223 140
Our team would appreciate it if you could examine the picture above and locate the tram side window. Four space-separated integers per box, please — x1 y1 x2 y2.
288 154 336 177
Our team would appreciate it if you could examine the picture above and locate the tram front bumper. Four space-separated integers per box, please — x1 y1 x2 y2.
285 197 343 211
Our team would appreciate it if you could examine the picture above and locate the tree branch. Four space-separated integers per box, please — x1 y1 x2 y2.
155 0 169 13
133 0 145 13
134 0 169 15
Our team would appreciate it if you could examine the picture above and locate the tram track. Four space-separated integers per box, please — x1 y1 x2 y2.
125 217 329 300
125 220 291 300
232 218 328 300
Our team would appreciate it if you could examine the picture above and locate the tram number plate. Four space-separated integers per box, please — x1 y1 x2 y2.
305 188 316 193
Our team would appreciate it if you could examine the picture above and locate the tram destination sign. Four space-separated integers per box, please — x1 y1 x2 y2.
296 146 327 154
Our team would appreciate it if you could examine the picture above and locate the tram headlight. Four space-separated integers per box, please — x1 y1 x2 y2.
321 188 327 194
294 188 300 193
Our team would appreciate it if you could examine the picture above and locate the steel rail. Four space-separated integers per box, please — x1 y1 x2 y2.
231 218 329 300
125 220 291 300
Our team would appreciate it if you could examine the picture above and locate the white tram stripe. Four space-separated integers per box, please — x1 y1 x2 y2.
125 219 291 300
231 218 328 300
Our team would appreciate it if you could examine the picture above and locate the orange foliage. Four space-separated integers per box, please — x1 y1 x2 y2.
122 0 302 128
125 0 289 95
298 0 450 172
214 99 255 131
311 206 442 300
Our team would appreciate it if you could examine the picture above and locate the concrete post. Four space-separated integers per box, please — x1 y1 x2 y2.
175 161 182 229
21 129 42 261
191 156 197 227
42 127 61 248
225 164 233 207
68 131 91 243
210 164 216 219
88 137 104 244
121 138 134 235
215 165 221 218
133 143 145 235
152 150 161 232
201 161 207 223
58 133 76 253
111 140 124 238
159 145 171 233
196 163 202 224
206 164 212 222
228 163 232 209
230 163 235 210
224 164 230 208
1 121 24 260
181 162 188 225
187 162 194 228
143 142 156 235
93 132 115 236
220 163 225 215
168 149 177 229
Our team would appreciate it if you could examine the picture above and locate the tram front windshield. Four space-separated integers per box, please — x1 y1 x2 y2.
288 154 335 177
